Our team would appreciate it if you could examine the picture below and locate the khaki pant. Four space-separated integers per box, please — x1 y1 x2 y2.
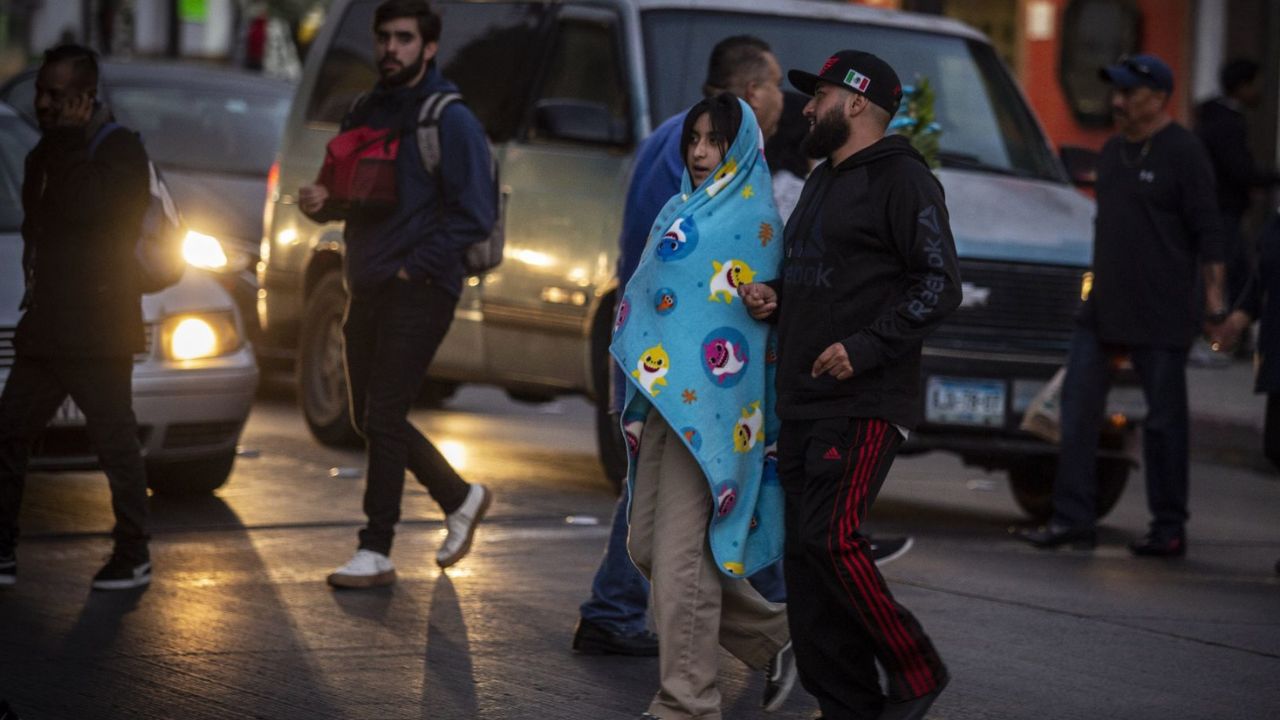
627 408 789 720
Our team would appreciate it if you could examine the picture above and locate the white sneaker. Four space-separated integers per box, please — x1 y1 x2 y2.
436 484 492 568
327 549 396 588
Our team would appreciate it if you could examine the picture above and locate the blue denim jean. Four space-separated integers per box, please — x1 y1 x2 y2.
580 487 787 635
1052 323 1190 536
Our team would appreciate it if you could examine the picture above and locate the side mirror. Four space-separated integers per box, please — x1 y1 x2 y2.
532 99 629 147
1060 145 1099 188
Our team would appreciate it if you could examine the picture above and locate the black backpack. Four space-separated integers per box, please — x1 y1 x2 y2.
88 123 186 294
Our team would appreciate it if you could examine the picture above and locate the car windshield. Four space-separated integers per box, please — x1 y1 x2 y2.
109 85 291 176
642 10 1064 182
0 116 37 232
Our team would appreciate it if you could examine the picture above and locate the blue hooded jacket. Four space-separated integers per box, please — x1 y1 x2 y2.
335 65 495 298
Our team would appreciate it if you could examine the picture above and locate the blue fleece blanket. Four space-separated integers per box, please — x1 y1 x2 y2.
611 98 784 578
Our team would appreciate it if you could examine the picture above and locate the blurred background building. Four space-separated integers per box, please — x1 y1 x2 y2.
0 0 1275 219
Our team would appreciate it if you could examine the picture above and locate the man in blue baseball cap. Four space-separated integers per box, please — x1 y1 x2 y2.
1020 53 1228 558
1099 53 1174 93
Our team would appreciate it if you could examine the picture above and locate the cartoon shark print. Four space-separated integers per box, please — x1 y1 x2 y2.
631 344 670 396
703 337 747 384
654 287 677 315
704 157 739 197
623 417 645 457
715 482 739 517
733 401 764 453
708 259 755 303
655 217 699 262
615 297 630 333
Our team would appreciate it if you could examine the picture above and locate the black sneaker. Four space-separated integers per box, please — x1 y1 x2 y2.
91 555 151 590
761 640 797 712
1129 533 1186 558
870 536 914 566
572 618 659 656
0 555 14 588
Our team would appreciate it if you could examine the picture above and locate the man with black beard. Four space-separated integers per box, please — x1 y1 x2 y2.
298 0 496 588
741 50 960 720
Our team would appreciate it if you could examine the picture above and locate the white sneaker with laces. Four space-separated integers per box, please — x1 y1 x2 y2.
327 549 396 588
437 484 492 568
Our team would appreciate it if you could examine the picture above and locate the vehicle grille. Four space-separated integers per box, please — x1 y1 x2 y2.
0 325 155 369
0 327 12 370
31 426 152 458
162 422 242 450
928 259 1084 355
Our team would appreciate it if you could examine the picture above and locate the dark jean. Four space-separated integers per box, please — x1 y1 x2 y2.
0 356 149 562
580 439 787 635
1053 323 1190 536
344 277 470 556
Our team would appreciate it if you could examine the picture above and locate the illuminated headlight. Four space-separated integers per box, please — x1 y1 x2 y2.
183 230 251 272
1080 271 1093 302
162 312 242 361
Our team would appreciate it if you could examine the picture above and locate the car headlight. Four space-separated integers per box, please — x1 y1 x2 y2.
162 312 242 361
183 230 252 273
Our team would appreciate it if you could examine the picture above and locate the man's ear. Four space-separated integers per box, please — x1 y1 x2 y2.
846 93 869 120
422 40 439 65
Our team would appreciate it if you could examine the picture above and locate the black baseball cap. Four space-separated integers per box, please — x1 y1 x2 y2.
1099 54 1174 93
788 50 902 114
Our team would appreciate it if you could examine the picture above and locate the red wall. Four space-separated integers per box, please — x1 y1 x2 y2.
1021 0 1191 152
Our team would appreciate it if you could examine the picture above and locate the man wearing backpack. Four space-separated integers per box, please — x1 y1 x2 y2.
0 44 152 591
298 0 496 588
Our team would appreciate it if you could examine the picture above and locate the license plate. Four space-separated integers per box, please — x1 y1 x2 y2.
49 397 85 426
925 376 1006 427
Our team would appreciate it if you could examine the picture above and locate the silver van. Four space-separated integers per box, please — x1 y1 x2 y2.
259 0 1141 520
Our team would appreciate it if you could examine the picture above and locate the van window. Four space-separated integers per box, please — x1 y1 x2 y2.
306 0 548 142
642 10 1063 182
529 10 631 144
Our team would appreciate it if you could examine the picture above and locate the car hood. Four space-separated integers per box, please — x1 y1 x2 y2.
1 231 237 328
938 169 1095 267
162 167 266 249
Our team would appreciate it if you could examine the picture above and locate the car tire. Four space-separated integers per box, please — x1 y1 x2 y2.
298 272 363 448
1008 456 1129 522
592 297 626 493
147 450 235 496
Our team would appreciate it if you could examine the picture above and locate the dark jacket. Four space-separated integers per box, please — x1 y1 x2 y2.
305 66 496 299
1195 97 1279 217
1235 210 1280 392
772 135 962 427
1086 122 1224 348
17 105 149 358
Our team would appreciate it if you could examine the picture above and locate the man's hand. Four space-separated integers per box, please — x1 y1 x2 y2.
299 184 329 215
58 93 93 127
1209 310 1251 352
739 282 778 320
812 342 854 380
396 266 411 280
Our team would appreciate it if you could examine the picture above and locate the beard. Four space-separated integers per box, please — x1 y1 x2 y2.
801 104 850 160
379 54 425 87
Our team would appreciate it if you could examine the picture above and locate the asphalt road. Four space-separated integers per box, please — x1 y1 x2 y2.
1 383 1277 719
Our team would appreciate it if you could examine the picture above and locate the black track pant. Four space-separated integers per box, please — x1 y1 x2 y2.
779 416 947 720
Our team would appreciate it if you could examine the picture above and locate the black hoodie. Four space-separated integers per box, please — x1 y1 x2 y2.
772 134 962 428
